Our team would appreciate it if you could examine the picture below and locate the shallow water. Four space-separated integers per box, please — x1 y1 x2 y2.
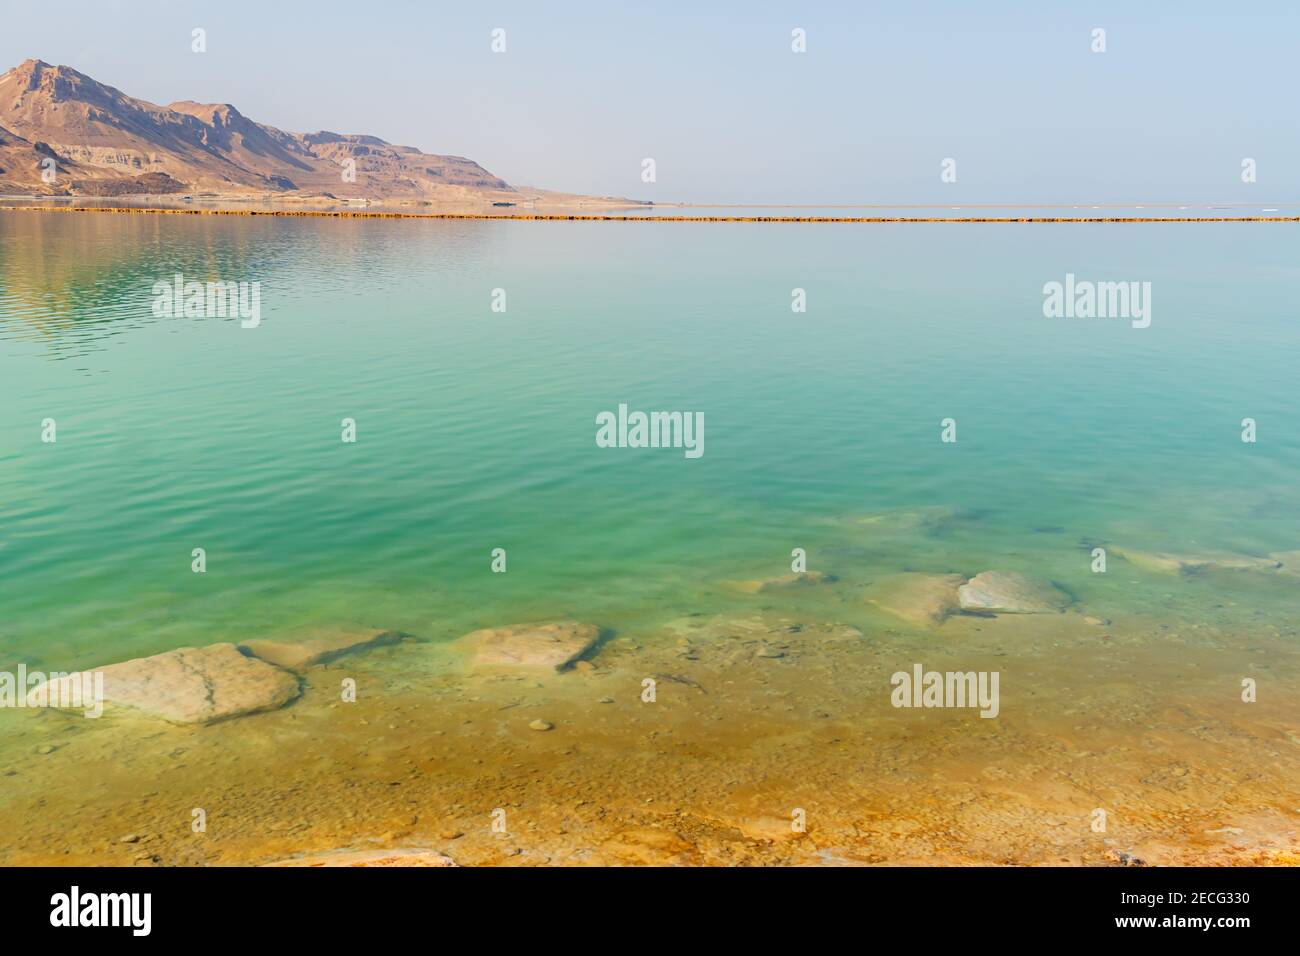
1 211 1297 865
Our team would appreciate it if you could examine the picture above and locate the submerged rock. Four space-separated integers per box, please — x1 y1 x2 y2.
28 643 300 724
958 571 1069 614
458 620 602 671
662 612 861 646
1109 548 1184 574
240 627 404 672
727 570 836 594
1268 551 1300 576
863 572 964 627
831 506 962 537
662 613 771 641
1112 546 1281 575
262 848 457 867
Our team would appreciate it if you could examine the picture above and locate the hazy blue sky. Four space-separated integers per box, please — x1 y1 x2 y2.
3 1 1296 203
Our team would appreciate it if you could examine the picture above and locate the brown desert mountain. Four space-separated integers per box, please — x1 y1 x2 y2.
0 59 605 204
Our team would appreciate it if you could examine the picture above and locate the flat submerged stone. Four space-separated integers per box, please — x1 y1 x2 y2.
29 643 300 724
958 571 1069 614
833 506 961 536
661 613 862 648
458 620 602 671
864 573 964 627
240 627 403 671
1269 551 1300 576
727 570 836 594
1113 546 1281 575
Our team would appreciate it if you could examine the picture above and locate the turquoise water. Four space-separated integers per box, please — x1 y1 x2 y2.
2 211 1298 670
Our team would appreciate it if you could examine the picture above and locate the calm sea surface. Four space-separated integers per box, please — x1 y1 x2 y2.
2 211 1298 669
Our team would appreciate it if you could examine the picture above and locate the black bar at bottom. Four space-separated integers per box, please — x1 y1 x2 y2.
0 865 1287 941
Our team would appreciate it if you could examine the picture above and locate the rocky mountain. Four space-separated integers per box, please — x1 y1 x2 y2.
0 59 518 201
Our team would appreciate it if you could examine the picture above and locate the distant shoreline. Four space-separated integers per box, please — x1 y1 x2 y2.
2 205 1297 223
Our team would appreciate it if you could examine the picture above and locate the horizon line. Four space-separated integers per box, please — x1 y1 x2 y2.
3 206 1298 223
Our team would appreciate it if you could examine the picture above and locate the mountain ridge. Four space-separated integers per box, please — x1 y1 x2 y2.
0 59 523 201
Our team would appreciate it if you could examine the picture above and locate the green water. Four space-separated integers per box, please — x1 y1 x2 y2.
2 212 1298 671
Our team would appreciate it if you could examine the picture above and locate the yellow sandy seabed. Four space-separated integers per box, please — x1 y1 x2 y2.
1 205 1297 223
3 606 1298 867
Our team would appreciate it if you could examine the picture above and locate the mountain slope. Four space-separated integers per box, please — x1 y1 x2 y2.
0 59 516 200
